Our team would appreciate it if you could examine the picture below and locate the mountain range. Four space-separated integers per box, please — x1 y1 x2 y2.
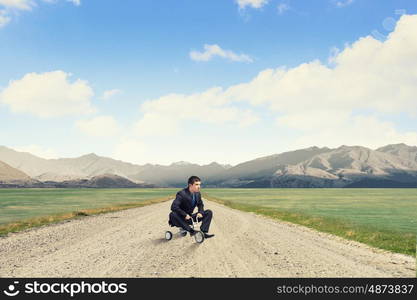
1 144 417 188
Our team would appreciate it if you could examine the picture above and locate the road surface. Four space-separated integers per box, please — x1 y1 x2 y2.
0 200 414 277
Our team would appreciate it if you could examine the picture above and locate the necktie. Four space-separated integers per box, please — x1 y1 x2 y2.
191 193 196 207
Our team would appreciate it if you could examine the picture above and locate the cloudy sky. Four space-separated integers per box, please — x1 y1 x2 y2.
1 0 417 166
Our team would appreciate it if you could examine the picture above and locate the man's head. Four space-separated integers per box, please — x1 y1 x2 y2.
188 175 201 193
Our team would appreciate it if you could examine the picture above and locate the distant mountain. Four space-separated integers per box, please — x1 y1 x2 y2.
0 160 34 184
34 172 88 182
0 146 147 183
231 144 417 188
206 146 333 187
1 143 417 188
43 174 155 188
128 161 231 187
376 143 417 168
0 146 231 187
277 145 414 178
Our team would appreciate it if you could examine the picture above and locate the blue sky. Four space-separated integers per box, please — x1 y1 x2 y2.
1 0 417 165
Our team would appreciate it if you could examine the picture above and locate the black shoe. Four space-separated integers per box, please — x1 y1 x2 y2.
203 232 215 238
189 229 196 236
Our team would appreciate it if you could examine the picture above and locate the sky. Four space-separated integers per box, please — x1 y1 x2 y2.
1 0 417 166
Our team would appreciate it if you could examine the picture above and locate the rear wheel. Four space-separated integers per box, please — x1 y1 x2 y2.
165 231 173 240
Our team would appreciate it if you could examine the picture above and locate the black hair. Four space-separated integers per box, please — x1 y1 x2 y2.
188 175 201 185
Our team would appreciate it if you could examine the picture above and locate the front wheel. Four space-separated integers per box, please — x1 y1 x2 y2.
194 231 205 243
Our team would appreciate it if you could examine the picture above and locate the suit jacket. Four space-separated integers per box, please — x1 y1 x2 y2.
171 187 204 217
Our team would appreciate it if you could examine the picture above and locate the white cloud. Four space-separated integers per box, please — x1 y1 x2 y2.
236 0 268 9
134 14 417 150
67 0 80 6
224 14 417 114
327 46 341 65
0 0 35 10
112 138 148 165
101 89 121 100
334 0 354 7
0 9 11 27
283 115 417 150
276 110 351 131
13 144 59 159
0 0 33 28
132 88 259 137
0 0 77 28
0 70 96 118
132 112 180 137
76 116 120 137
190 44 253 63
277 3 289 15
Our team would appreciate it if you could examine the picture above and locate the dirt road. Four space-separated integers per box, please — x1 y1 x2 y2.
0 200 414 277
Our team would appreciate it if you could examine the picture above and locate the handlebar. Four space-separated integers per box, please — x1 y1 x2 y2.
188 215 200 229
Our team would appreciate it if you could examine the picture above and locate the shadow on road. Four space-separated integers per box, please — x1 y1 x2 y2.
151 238 169 245
187 242 203 251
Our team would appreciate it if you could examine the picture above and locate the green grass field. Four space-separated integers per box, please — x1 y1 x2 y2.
203 188 417 257
203 188 417 233
0 188 177 225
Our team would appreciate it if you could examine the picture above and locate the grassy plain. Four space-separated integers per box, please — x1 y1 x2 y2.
0 188 176 235
203 188 417 257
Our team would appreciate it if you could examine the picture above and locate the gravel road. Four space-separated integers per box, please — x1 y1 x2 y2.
0 200 414 277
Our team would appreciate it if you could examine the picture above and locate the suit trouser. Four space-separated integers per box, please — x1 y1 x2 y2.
169 209 213 233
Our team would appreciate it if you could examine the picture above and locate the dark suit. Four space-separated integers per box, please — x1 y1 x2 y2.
169 187 213 233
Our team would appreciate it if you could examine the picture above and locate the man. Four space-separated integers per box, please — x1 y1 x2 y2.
169 176 214 238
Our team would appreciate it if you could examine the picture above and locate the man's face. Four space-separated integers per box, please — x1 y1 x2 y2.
189 181 201 193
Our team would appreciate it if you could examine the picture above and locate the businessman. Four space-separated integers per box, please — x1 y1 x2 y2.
169 175 214 238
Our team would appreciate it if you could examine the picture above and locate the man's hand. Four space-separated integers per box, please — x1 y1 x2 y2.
185 215 191 220
196 213 203 219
